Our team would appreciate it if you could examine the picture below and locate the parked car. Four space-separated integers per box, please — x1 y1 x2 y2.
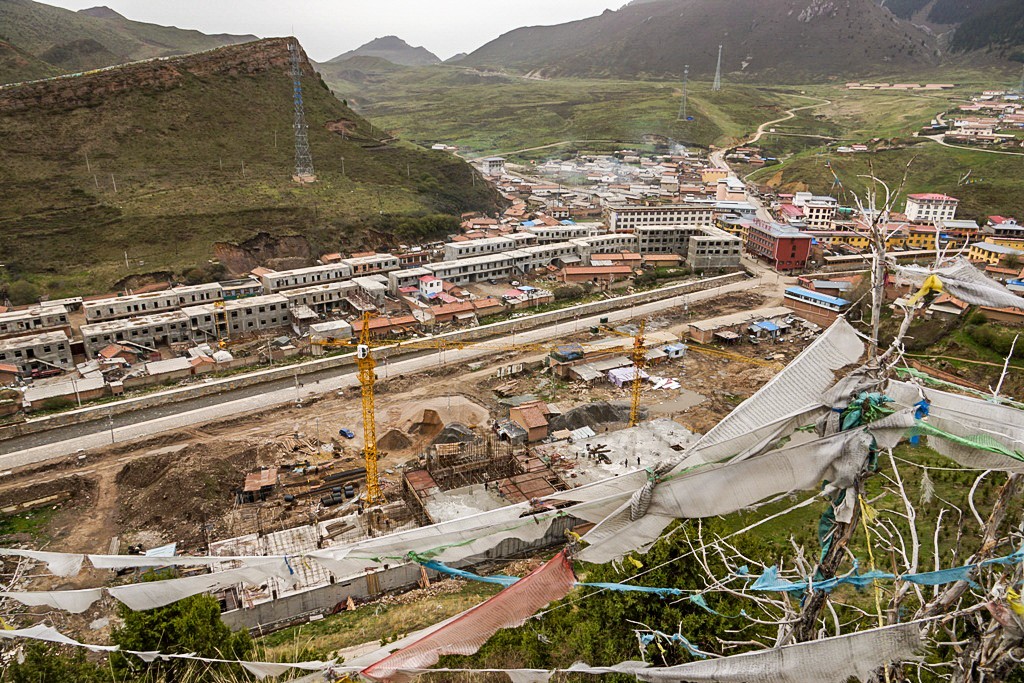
338 428 356 439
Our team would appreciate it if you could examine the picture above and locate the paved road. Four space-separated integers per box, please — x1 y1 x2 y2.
0 278 774 470
922 134 1024 157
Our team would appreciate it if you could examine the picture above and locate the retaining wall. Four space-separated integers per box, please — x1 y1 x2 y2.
221 515 579 632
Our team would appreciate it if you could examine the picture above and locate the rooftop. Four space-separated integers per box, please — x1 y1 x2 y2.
0 329 70 351
908 193 958 202
785 286 851 307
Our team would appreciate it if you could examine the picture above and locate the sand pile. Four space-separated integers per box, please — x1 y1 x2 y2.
377 429 413 451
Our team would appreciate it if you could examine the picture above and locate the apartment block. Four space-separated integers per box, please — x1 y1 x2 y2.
0 304 71 339
685 227 743 271
388 267 434 296
605 204 715 230
424 252 528 285
570 233 639 263
340 253 401 276
905 193 958 224
278 281 357 313
744 219 813 271
84 283 223 323
0 330 73 374
183 294 290 340
259 263 354 294
81 312 192 358
523 223 601 243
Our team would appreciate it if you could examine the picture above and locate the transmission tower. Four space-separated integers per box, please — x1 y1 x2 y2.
289 41 316 184
712 45 723 92
677 64 690 121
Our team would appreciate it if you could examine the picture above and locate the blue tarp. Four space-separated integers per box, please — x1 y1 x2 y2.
755 321 780 332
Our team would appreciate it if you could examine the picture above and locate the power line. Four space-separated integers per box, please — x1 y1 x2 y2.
712 45 723 92
677 64 690 121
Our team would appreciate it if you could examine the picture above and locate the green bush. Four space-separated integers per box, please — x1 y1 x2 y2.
0 642 108 683
40 397 74 412
553 284 585 301
6 280 40 306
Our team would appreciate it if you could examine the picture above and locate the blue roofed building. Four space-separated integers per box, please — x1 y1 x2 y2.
784 286 851 327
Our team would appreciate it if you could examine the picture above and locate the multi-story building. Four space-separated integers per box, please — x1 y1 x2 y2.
792 193 838 230
388 267 434 295
967 242 1023 265
523 223 601 243
685 227 743 271
905 193 958 224
259 263 354 294
784 286 850 327
635 225 705 254
340 253 401 277
744 219 813 271
984 217 1024 241
0 305 71 339
84 284 223 323
481 157 506 176
81 312 192 358
0 330 74 374
424 252 528 285
183 294 290 341
605 204 715 231
570 234 639 263
278 281 357 313
443 235 530 261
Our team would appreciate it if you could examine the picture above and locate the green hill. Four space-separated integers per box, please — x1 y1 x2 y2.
0 0 257 84
0 38 60 83
0 38 500 297
461 0 943 82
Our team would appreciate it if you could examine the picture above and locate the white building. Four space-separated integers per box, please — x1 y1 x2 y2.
0 305 70 338
259 263 354 294
905 193 958 224
340 253 401 276
183 294 290 341
0 330 73 374
81 312 192 358
685 227 744 271
418 275 443 299
84 284 223 323
481 157 506 176
605 204 715 231
792 193 838 230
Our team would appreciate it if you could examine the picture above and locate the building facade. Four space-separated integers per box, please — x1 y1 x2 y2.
744 220 813 271
905 193 958 224
0 330 74 374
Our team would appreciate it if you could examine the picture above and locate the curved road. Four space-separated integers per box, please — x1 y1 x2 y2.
0 277 771 471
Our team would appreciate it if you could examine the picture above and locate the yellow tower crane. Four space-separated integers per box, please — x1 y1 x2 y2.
628 321 646 428
355 312 384 505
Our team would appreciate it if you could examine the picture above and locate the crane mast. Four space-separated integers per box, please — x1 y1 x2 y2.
356 312 383 505
628 321 646 428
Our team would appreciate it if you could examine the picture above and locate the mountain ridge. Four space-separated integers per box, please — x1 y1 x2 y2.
0 0 258 84
460 0 1012 81
327 35 441 67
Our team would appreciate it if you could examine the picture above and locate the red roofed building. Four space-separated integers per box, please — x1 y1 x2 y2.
905 193 958 224
509 400 552 442
558 265 634 284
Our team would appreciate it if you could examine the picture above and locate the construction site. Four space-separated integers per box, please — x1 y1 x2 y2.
0 287 815 631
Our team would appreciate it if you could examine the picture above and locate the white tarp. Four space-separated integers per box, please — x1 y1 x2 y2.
897 257 1024 310
0 549 84 577
676 317 865 470
0 588 104 614
106 561 293 610
578 412 916 563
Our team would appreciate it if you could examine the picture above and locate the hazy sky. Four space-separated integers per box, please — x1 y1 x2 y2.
39 1 621 61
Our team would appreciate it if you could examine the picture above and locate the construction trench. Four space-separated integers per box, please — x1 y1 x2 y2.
0 290 812 635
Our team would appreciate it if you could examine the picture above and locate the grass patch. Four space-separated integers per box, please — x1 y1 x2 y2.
259 580 500 660
0 507 56 541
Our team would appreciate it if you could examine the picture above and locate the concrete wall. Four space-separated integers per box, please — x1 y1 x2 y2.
221 515 579 632
0 272 746 442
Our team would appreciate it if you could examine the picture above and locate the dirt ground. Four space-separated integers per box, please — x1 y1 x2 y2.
0 289 806 580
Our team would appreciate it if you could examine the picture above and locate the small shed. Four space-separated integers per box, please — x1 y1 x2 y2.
240 467 278 503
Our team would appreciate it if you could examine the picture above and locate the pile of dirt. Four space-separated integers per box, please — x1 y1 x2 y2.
377 429 412 451
0 474 97 510
549 401 639 432
431 423 477 445
115 442 258 547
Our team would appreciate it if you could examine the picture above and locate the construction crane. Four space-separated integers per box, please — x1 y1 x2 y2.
355 312 384 505
629 321 646 428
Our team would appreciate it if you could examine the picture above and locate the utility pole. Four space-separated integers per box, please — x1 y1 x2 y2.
677 65 690 121
110 174 117 193
84 150 91 172
124 250 130 270
712 45 723 92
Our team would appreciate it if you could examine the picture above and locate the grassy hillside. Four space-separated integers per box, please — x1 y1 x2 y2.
0 0 256 84
460 0 942 82
0 41 500 297
318 62 814 154
749 141 1024 224
0 38 59 82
